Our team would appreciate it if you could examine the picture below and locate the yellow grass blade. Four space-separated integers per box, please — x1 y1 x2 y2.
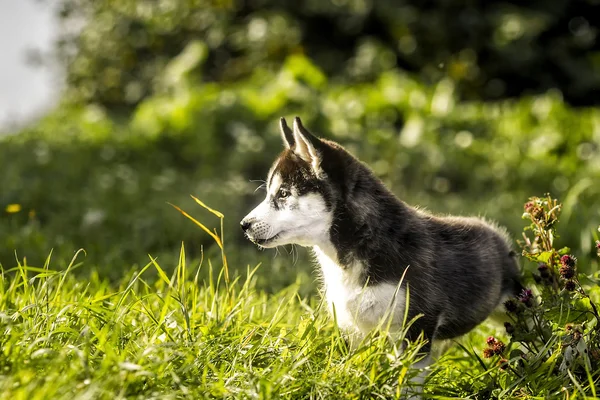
169 201 229 283
191 195 224 218
168 203 222 247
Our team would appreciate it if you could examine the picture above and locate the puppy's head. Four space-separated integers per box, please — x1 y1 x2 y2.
240 117 334 248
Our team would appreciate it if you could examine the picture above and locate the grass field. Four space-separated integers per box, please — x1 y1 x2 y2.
0 246 511 400
2 201 599 400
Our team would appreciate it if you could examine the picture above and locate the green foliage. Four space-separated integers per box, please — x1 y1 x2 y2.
469 196 600 397
50 0 600 109
2 52 600 280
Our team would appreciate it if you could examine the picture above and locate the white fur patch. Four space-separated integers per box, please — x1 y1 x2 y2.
313 246 407 338
268 173 282 197
242 189 333 248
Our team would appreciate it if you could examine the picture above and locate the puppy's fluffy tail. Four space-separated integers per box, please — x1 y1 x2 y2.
511 277 526 297
507 250 525 296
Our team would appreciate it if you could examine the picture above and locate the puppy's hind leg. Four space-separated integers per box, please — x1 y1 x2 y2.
400 352 432 400
400 325 436 400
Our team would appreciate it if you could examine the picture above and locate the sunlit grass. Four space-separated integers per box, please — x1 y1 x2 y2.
0 247 435 399
1 201 598 399
0 202 429 400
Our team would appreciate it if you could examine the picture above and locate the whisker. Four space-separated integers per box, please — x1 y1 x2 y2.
254 182 267 193
292 244 299 266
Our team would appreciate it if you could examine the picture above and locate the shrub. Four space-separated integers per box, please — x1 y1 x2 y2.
479 195 600 397
2 54 600 282
50 0 600 109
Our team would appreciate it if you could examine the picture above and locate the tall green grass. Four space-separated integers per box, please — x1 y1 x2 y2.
0 205 427 399
1 200 598 399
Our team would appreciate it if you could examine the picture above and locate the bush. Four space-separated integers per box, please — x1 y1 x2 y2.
471 195 600 397
49 0 600 109
2 53 600 281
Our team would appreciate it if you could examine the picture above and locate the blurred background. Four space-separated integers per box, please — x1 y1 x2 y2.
1 0 599 289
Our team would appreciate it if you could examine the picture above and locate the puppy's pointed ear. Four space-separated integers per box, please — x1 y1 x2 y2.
279 117 294 148
292 117 321 171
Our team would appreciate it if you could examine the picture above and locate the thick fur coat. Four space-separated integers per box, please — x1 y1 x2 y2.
241 117 521 378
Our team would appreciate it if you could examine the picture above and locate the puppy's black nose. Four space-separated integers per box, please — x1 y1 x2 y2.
240 220 252 232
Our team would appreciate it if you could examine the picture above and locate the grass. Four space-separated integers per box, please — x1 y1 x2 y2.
0 203 598 399
0 249 515 400
0 247 431 399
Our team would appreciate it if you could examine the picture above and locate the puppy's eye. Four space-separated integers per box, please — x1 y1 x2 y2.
278 189 290 199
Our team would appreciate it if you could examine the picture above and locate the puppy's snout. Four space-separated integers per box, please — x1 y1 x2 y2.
240 219 252 232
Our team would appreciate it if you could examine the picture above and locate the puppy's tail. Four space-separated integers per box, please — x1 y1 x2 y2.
507 250 525 296
511 277 526 297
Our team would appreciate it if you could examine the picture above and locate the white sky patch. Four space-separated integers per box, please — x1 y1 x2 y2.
0 0 59 132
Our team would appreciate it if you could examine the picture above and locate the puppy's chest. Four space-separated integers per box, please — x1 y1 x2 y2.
313 247 405 333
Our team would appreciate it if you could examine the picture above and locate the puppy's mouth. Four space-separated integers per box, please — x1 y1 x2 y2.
256 234 280 246
248 232 283 247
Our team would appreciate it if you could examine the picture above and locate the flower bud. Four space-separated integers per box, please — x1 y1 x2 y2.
518 288 533 307
560 254 577 268
559 263 575 279
537 263 550 279
492 340 506 355
504 299 519 313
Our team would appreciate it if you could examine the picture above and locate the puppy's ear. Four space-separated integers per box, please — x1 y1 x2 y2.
279 117 294 148
292 117 321 171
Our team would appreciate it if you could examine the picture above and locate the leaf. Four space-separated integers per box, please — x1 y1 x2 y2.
536 251 554 264
149 256 172 286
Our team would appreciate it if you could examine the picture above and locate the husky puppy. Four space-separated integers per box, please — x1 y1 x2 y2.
241 117 521 380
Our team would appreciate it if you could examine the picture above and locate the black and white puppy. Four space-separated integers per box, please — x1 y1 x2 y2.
241 117 521 379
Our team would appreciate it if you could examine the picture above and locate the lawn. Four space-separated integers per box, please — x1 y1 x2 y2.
0 244 507 400
2 200 599 399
